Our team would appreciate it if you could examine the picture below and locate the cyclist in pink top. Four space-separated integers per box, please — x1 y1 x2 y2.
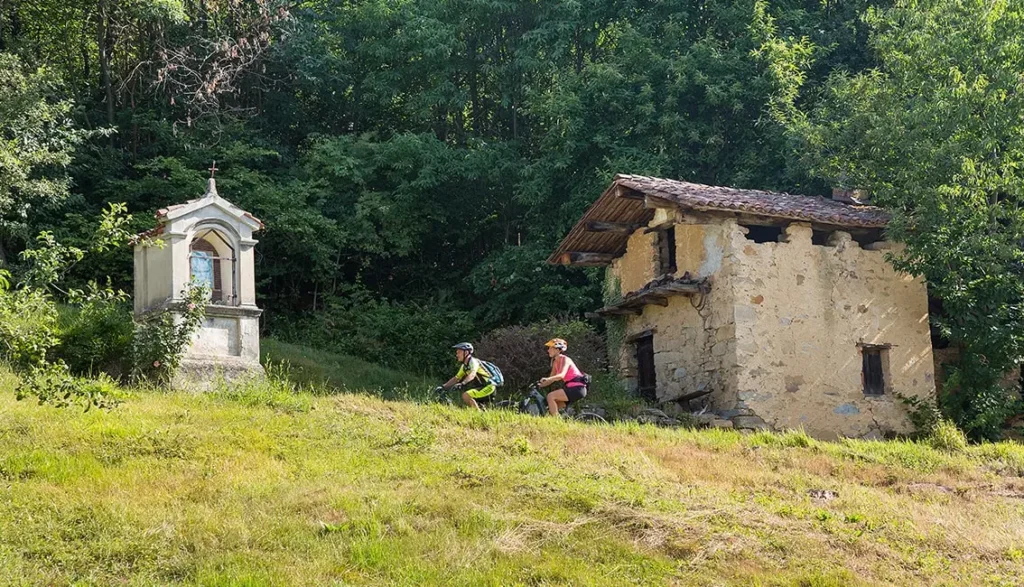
538 338 588 416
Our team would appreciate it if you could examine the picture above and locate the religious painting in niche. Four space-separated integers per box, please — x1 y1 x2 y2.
189 233 230 303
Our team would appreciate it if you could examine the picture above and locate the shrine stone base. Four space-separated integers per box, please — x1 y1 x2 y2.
173 356 266 392
172 304 265 391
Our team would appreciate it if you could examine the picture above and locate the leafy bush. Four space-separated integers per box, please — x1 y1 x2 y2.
130 284 209 385
0 285 60 369
928 419 969 453
15 362 124 411
940 362 1022 442
53 284 134 377
895 391 942 438
475 319 608 392
269 290 474 377
1 206 207 409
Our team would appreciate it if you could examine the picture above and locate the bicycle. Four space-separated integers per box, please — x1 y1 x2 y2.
433 383 606 423
504 383 607 423
431 384 500 410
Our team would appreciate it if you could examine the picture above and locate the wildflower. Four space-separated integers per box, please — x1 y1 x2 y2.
187 303 196 311
153 360 161 368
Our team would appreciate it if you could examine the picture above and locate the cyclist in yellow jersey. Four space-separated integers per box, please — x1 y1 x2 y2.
437 342 495 409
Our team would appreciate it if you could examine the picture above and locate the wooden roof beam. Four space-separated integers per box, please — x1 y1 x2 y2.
644 195 677 210
614 185 646 200
642 294 669 306
557 251 619 266
597 306 644 316
585 221 642 234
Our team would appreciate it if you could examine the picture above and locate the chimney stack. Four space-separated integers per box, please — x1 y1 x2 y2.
832 187 869 205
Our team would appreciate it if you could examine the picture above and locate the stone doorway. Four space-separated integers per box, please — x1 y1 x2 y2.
635 334 656 401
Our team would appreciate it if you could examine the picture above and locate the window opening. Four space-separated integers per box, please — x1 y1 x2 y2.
861 346 888 396
635 334 657 401
853 229 886 248
812 229 833 246
657 227 677 275
741 224 784 244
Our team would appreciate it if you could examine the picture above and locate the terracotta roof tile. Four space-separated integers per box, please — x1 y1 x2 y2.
615 174 888 228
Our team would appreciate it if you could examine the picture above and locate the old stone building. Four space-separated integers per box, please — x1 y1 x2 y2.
550 175 936 439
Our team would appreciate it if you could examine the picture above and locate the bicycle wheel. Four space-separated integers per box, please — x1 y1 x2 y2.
573 411 607 424
492 399 516 410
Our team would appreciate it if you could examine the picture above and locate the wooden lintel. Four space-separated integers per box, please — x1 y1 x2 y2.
585 221 641 234
560 251 618 266
660 283 704 295
625 328 657 343
645 295 669 306
856 341 893 350
677 211 718 225
644 195 677 210
644 221 675 234
734 213 793 227
616 186 646 200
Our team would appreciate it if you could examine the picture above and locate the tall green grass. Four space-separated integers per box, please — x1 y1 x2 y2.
261 338 433 398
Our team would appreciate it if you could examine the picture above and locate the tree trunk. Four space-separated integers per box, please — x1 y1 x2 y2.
98 0 115 127
468 37 480 135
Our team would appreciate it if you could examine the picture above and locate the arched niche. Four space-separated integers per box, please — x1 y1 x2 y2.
189 224 238 305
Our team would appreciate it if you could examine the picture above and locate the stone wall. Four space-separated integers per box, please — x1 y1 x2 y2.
608 218 736 403
725 222 935 439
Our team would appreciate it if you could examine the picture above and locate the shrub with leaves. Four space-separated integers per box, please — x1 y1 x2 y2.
928 419 969 453
53 282 134 377
475 319 608 392
895 391 943 438
0 283 60 369
130 283 209 385
15 362 123 411
1 204 189 409
269 287 474 376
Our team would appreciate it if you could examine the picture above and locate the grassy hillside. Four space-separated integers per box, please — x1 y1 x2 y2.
1 369 1023 585
261 338 433 395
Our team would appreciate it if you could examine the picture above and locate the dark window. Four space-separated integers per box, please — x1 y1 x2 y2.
657 227 676 275
635 334 657 401
812 229 833 246
741 224 784 243
852 229 886 248
862 347 886 395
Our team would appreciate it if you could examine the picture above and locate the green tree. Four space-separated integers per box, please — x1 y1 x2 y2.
0 53 88 264
765 0 1024 439
0 0 894 373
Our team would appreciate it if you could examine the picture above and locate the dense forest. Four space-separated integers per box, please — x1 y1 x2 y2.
2 0 1024 437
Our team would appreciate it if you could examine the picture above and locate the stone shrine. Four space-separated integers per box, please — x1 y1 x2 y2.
134 176 265 387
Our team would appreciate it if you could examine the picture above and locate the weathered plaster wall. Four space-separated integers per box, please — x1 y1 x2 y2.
608 219 737 402
726 222 935 439
615 229 658 294
617 296 714 400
